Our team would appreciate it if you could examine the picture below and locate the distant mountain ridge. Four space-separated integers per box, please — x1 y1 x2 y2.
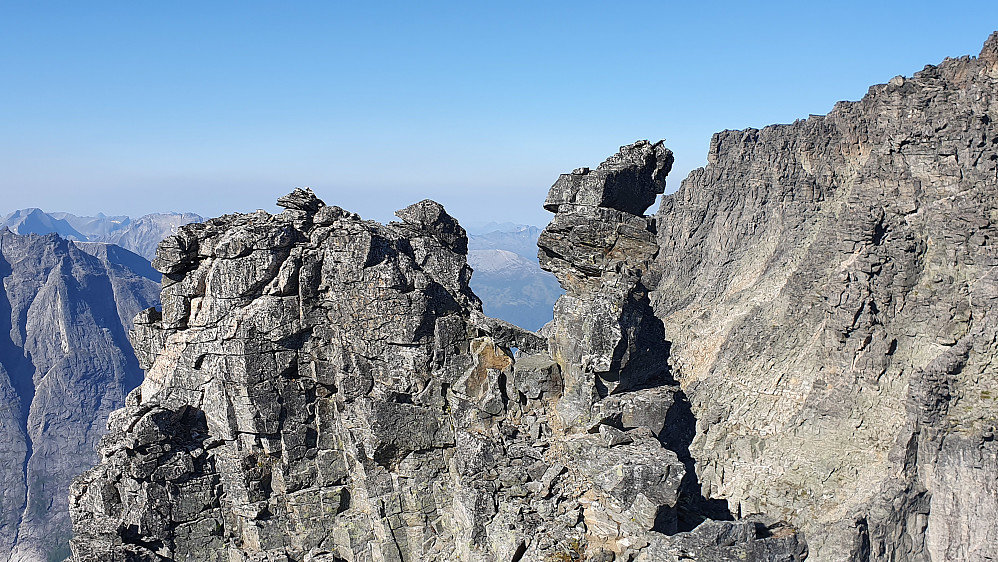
468 224 545 259
1 209 204 261
0 230 159 561
466 223 563 331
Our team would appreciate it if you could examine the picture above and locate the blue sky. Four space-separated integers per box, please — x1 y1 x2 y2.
1 2 995 227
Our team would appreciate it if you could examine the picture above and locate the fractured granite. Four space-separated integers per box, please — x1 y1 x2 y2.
68 167 801 560
67 32 998 562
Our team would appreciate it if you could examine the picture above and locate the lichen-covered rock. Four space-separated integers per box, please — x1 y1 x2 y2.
651 32 998 561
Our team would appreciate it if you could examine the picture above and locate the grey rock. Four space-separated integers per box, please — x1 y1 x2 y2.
638 516 807 562
538 140 674 430
68 175 753 561
511 353 561 400
543 139 673 215
1 209 204 261
68 32 998 562
597 425 632 447
276 187 324 213
651 31 998 561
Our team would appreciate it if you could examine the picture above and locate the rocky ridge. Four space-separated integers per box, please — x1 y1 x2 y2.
66 32 998 562
651 33 998 561
68 174 803 560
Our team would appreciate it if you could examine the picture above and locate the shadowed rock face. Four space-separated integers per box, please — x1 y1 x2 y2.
0 230 158 562
652 32 998 562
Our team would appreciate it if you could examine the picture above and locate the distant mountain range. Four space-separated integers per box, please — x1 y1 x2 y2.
466 224 563 332
0 230 159 561
1 209 204 261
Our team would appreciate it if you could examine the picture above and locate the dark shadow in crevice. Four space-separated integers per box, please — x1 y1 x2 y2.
601 279 734 531
608 283 674 393
662 389 734 532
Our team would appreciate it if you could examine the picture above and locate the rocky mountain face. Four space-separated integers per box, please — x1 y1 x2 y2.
651 33 998 561
1 210 204 261
0 230 159 561
66 33 998 562
67 180 804 561
467 226 563 331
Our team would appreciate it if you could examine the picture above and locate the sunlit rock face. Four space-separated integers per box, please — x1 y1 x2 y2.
0 231 158 562
67 32 998 562
67 168 804 560
652 31 998 562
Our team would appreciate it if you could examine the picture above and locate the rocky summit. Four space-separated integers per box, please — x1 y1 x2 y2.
67 173 804 560
68 33 998 562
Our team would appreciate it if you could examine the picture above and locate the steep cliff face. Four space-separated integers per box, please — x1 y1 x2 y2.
651 33 998 561
0 230 158 561
68 181 803 560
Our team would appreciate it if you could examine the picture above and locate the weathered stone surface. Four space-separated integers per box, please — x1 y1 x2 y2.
0 231 158 562
652 32 998 561
543 139 673 215
69 34 998 562
69 146 798 560
637 516 808 562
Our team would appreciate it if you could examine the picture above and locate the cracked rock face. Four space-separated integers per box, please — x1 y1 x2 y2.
652 32 998 562
69 169 804 560
68 34 998 562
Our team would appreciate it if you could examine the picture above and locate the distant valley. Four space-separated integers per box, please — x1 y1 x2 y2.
466 224 563 331
0 230 159 560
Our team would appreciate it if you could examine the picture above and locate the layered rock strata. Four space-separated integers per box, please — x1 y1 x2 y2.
651 33 998 561
69 180 803 560
0 231 158 561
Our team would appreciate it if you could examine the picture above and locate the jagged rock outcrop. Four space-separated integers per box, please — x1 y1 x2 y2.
68 181 804 560
651 33 998 561
68 33 998 562
0 230 159 561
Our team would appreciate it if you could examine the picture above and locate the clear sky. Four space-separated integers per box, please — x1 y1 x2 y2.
1 1 995 227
